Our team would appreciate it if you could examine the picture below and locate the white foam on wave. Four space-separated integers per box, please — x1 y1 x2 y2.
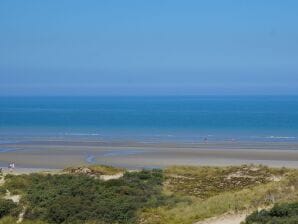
266 136 297 139
0 140 18 144
60 132 101 136
0 148 17 153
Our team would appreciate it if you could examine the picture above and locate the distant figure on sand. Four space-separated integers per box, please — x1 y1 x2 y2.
8 162 15 172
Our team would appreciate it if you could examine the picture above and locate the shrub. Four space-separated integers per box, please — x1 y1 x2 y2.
244 202 298 224
4 170 165 224
0 199 19 219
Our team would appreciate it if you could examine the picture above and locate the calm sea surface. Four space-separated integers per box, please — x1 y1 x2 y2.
0 96 298 142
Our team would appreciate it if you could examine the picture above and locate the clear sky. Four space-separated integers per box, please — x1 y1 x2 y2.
0 0 298 95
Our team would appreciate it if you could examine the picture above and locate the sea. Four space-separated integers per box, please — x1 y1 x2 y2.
0 96 298 143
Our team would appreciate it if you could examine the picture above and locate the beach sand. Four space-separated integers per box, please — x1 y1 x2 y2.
0 140 298 169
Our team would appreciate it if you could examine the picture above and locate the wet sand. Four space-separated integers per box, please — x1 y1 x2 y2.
0 140 298 169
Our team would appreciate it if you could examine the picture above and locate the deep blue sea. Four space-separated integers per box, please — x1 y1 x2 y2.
0 96 298 142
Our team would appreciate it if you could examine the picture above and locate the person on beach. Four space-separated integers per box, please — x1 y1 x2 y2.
8 162 15 172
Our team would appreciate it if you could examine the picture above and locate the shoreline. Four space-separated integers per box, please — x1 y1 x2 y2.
1 140 298 169
0 167 61 175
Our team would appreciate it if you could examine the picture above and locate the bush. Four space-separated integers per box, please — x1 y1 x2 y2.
0 187 6 196
4 170 165 224
0 199 19 219
244 202 298 224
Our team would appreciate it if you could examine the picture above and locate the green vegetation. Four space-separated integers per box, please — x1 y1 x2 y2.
0 188 6 197
244 202 298 224
0 199 19 219
0 165 297 224
3 169 165 224
0 216 47 224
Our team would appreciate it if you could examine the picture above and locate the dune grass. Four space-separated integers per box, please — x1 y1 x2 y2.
63 164 124 175
164 165 288 198
139 165 298 224
0 216 47 224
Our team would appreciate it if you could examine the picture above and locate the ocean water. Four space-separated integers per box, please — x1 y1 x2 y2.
0 96 298 142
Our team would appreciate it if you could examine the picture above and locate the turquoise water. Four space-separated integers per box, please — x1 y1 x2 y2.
0 96 298 142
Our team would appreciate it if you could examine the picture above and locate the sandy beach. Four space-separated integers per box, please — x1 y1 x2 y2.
1 139 298 169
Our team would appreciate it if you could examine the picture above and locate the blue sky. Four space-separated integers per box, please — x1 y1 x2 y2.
0 0 298 95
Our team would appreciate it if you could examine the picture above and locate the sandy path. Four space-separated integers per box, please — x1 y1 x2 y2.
100 173 124 181
1 174 25 223
4 190 21 203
